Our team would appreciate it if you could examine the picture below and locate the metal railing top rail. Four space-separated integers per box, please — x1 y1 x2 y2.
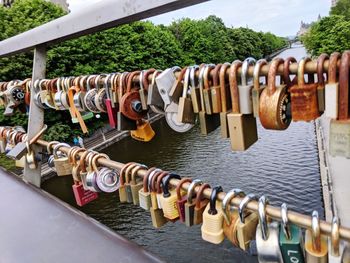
0 0 208 58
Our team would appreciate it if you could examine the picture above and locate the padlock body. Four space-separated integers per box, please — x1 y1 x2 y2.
150 207 167 228
176 196 187 222
138 189 151 210
223 211 240 246
156 68 176 106
203 89 213 115
256 222 284 263
118 185 128 203
199 111 220 135
238 84 254 114
54 157 72 176
190 86 201 113
317 85 325 113
185 202 196 227
131 182 143 205
279 224 305 263
72 183 98 207
177 97 195 124
237 212 259 251
130 121 155 142
211 86 222 113
290 83 319 121
125 184 133 203
15 156 25 168
329 120 350 158
201 201 224 244
151 192 158 209
117 111 137 131
252 86 265 118
193 199 209 225
220 111 230 138
160 190 179 220
325 83 339 119
227 113 258 151
304 229 328 263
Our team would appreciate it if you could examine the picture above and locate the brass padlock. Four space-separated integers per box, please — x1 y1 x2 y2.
193 183 211 225
177 66 196 124
149 169 163 209
252 59 267 118
330 51 350 158
53 143 72 176
140 69 156 110
155 171 170 209
210 64 223 113
260 58 291 130
325 52 341 119
290 57 320 121
185 179 203 227
69 147 85 183
305 211 328 263
118 162 135 203
219 62 232 138
198 65 220 135
222 188 245 246
149 170 168 228
227 60 258 151
139 168 158 210
316 54 329 113
176 177 192 223
239 57 256 114
169 67 187 103
203 64 215 115
147 70 164 109
124 163 140 203
130 164 148 205
189 65 201 113
159 173 181 220
201 186 224 244
237 193 259 251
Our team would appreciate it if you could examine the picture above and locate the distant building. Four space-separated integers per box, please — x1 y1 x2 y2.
332 0 338 7
296 15 321 37
1 0 69 12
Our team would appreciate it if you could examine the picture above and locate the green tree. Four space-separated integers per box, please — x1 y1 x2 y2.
331 0 350 20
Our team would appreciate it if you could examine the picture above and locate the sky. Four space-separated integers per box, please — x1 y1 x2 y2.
67 0 331 37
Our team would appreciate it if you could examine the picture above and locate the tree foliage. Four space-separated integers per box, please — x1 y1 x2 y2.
330 0 350 20
0 0 286 141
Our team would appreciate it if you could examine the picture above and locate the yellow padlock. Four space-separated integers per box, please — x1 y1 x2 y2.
131 120 155 142
159 173 181 220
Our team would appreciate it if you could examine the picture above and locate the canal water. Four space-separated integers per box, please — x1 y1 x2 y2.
43 44 324 263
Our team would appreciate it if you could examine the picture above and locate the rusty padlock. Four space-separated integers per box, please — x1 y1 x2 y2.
325 52 341 119
316 54 329 113
219 62 232 138
176 177 192 223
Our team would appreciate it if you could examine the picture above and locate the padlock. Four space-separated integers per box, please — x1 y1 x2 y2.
104 74 118 128
260 58 291 130
176 177 192 222
72 181 99 207
305 211 328 263
325 52 341 119
155 171 170 209
252 59 268 118
130 164 148 205
160 173 181 220
279 203 305 263
210 64 223 113
290 57 320 121
53 143 72 176
118 162 135 203
239 57 256 114
203 64 215 115
149 169 165 209
189 65 201 113
316 54 329 113
164 102 194 133
330 51 350 158
201 186 225 244
147 70 164 109
219 62 232 138
193 183 211 225
96 167 119 193
156 67 180 107
227 60 258 151
185 179 203 227
222 188 245 246
169 67 187 103
69 147 85 183
237 193 259 251
342 244 350 263
130 120 155 142
177 66 196 124
198 65 220 135
139 168 159 210
15 156 25 168
139 70 147 110
86 153 110 192
331 216 340 257
0 128 7 153
283 57 298 120
256 196 284 263
124 163 140 203
149 170 168 228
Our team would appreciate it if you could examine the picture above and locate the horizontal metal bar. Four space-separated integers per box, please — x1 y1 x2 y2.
24 136 349 243
0 0 208 58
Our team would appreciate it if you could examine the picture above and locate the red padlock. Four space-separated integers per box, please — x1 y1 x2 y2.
72 182 98 207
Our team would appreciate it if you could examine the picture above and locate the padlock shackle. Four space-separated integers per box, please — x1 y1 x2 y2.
241 57 256 86
176 178 192 200
267 58 284 96
124 162 140 184
143 167 156 193
203 64 215 91
208 185 223 215
339 51 350 120
181 67 192 98
155 171 169 194
126 71 141 93
211 64 222 87
131 164 148 184
238 193 257 224
258 195 269 241
186 179 202 204
331 216 340 257
328 52 341 84
190 65 199 89
219 62 231 113
317 54 329 88
229 60 242 113
283 57 297 87
253 59 267 91
281 203 292 240
311 210 321 252
297 57 312 86
194 183 210 209
161 173 181 198
142 68 156 92
222 188 244 225
118 162 135 186
148 169 162 193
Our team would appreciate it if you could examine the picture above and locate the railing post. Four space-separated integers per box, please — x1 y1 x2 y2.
23 45 46 187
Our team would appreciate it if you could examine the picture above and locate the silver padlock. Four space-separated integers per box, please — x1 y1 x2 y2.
256 195 284 263
147 70 164 109
239 57 256 114
156 67 180 106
